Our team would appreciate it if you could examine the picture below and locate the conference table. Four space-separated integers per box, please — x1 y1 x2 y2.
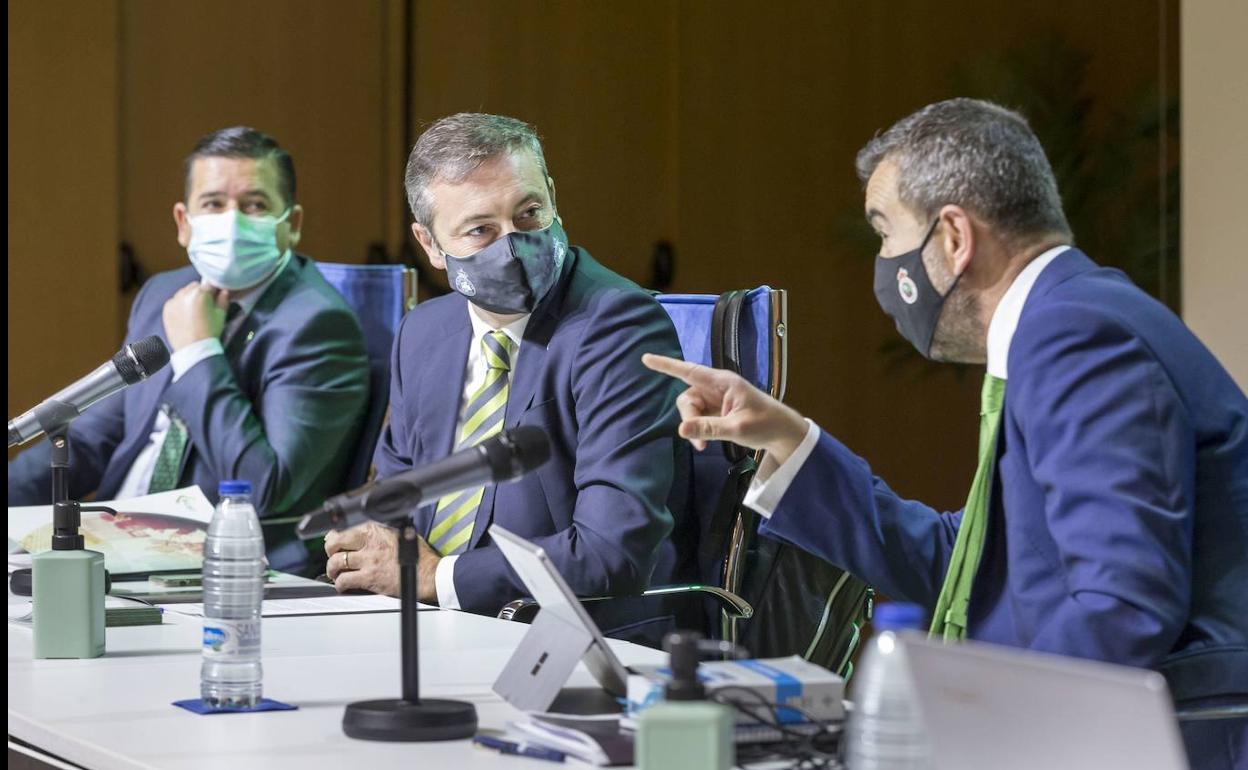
8 595 667 769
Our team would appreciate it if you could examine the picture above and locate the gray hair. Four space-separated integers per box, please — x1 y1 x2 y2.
404 113 549 229
856 98 1072 244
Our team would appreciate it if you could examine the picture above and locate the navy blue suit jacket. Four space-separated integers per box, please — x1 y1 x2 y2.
374 247 689 640
760 251 1247 766
9 255 370 572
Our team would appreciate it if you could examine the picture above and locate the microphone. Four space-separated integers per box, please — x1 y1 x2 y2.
296 425 552 540
8 335 171 448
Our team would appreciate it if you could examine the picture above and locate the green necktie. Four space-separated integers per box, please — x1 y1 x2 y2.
428 330 513 556
147 408 189 494
929 373 1007 640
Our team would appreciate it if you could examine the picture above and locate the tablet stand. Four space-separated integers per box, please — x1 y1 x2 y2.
341 523 477 741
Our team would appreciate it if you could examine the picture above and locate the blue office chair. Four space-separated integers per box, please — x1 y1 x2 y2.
652 287 787 638
315 262 418 489
498 286 787 638
656 288 870 677
656 287 787 399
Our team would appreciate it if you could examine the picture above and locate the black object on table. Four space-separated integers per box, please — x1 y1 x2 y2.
340 522 478 741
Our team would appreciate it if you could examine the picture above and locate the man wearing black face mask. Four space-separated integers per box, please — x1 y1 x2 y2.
324 113 690 644
644 99 1247 768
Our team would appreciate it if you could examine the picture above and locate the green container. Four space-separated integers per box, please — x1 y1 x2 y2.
33 549 106 659
636 701 734 770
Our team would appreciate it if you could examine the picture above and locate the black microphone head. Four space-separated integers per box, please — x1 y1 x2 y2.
482 425 552 481
113 335 171 384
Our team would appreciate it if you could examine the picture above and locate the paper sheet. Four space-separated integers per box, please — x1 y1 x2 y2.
162 593 403 618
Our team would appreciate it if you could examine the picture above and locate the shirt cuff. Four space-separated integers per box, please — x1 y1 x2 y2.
170 338 225 382
742 419 820 520
435 554 461 610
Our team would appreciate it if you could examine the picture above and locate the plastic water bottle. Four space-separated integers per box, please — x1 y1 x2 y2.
845 602 931 769
201 480 266 708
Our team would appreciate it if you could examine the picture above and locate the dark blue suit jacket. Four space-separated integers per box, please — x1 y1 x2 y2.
760 250 1248 766
9 255 370 573
374 247 690 640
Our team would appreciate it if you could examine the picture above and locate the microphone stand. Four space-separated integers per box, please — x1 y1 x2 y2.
341 521 478 741
47 426 116 548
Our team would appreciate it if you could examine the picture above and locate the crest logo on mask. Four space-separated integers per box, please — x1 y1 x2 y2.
897 267 919 305
454 269 476 297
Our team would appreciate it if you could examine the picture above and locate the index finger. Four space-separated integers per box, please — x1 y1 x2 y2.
324 526 367 555
642 353 729 391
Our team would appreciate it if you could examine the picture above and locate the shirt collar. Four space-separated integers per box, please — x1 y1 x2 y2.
986 245 1070 380
467 302 530 350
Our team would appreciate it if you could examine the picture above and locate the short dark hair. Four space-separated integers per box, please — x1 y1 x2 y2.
856 98 1072 245
405 113 549 229
183 126 296 208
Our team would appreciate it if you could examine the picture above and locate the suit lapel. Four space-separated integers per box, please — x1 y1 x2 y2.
172 257 304 486
465 253 576 550
223 254 302 357
417 306 473 536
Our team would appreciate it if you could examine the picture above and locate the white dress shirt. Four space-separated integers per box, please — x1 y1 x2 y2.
742 245 1070 519
114 251 292 500
434 305 530 609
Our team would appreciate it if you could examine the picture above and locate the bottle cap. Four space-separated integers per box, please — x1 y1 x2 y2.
874 602 926 631
218 480 253 496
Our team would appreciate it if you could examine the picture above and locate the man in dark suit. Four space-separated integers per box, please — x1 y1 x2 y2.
644 99 1247 767
9 127 370 574
324 113 687 641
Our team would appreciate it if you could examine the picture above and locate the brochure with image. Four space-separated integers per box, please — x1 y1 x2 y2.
8 486 214 575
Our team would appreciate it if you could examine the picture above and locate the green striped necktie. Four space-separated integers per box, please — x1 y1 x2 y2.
147 408 189 494
429 330 514 555
929 372 1007 640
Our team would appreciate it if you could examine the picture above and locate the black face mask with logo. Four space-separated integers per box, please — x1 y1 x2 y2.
872 219 960 359
441 218 569 315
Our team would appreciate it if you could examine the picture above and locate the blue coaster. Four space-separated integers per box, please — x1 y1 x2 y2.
174 698 298 715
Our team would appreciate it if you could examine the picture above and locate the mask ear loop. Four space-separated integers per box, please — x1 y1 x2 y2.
918 217 940 252
921 217 965 299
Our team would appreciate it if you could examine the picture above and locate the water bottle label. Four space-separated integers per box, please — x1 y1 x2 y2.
202 619 261 658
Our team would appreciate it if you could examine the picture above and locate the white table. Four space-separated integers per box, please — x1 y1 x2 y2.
8 602 666 769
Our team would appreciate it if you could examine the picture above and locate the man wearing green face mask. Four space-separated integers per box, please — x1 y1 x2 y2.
9 126 370 576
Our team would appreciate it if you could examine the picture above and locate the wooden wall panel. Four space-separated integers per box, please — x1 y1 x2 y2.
8 0 121 449
118 0 395 312
1183 0 1248 388
410 0 677 288
669 0 1171 508
9 0 1173 509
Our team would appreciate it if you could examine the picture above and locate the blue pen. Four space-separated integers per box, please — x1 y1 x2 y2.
472 735 566 763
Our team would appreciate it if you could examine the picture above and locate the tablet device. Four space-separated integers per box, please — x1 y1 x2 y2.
491 524 632 711
898 634 1190 770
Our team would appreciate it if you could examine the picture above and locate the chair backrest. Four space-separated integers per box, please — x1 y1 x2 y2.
655 287 870 676
316 263 418 489
656 287 786 626
656 287 787 398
